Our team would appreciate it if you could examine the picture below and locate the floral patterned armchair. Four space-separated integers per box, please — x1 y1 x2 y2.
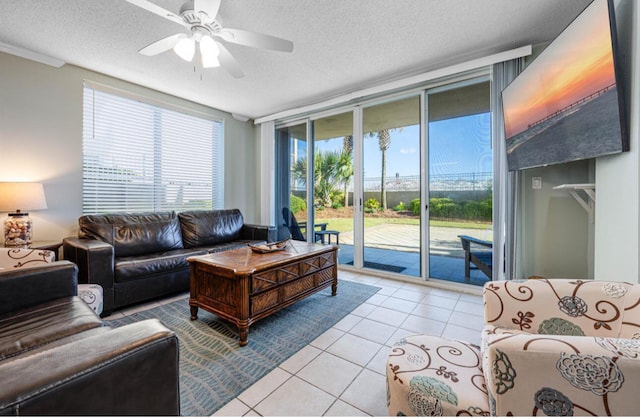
483 278 640 416
386 278 640 416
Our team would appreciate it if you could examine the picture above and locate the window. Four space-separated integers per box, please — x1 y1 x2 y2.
82 84 223 214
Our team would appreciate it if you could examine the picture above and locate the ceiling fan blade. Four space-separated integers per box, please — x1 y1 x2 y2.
217 43 245 78
194 0 221 23
125 0 186 27
139 33 187 56
216 28 294 53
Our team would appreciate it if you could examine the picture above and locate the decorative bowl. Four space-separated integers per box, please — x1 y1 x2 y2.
248 238 290 253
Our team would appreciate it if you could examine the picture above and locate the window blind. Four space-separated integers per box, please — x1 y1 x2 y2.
82 85 224 214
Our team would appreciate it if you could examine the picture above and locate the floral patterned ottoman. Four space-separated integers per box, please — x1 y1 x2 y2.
387 334 489 416
0 247 54 268
78 283 104 316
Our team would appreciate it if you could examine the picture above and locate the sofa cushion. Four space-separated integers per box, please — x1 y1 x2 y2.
114 248 207 283
179 209 244 248
79 212 183 257
0 297 102 361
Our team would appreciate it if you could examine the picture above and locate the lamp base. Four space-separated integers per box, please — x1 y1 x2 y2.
4 212 33 248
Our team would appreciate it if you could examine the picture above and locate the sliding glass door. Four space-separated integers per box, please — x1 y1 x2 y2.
426 79 493 285
274 72 493 286
361 96 421 277
275 122 308 241
310 111 354 264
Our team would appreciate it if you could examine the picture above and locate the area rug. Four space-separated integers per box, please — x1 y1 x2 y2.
106 280 380 416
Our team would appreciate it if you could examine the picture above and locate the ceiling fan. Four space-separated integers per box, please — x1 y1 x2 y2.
125 0 294 78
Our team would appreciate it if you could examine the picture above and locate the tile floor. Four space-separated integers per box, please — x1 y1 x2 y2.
105 269 485 417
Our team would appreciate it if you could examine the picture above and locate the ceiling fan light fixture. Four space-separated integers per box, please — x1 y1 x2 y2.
200 35 220 68
174 36 196 61
127 0 293 78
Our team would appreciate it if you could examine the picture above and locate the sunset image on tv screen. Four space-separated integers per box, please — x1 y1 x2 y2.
502 0 625 171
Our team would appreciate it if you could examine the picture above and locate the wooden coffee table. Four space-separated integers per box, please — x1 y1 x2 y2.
187 241 338 346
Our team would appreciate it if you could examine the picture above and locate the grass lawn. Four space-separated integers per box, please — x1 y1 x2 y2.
313 217 491 233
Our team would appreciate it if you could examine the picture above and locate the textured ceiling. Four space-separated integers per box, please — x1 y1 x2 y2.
0 0 591 120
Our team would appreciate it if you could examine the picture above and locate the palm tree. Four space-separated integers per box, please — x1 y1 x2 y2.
341 135 353 207
314 151 340 207
343 135 353 154
378 129 391 210
292 150 345 208
336 150 353 208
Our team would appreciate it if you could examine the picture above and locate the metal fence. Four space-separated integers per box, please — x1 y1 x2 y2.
362 172 492 192
292 172 492 192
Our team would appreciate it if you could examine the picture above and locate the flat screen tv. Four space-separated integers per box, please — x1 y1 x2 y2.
502 0 628 171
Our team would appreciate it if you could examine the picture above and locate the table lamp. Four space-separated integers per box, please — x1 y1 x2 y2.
0 182 48 247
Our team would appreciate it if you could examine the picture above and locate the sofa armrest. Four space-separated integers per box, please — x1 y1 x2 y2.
241 223 277 242
0 261 78 316
63 237 115 312
0 319 180 416
486 332 639 416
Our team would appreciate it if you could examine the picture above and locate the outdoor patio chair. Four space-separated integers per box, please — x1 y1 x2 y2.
282 208 339 245
459 234 492 281
282 208 306 241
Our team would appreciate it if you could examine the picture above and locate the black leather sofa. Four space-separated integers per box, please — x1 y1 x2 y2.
63 209 275 315
0 261 179 415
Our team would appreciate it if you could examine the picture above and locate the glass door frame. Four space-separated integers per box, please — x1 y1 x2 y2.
352 105 364 270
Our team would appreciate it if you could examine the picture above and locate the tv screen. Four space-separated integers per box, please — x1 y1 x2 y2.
502 0 628 171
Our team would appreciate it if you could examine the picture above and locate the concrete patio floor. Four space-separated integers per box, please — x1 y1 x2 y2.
333 223 492 286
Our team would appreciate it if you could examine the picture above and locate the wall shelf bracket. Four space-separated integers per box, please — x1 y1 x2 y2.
553 183 595 222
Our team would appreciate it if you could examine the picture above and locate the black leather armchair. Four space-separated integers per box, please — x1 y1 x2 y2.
0 261 180 415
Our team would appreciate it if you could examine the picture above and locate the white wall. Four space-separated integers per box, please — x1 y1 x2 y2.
594 0 640 281
518 161 592 279
515 1 639 282
0 51 259 243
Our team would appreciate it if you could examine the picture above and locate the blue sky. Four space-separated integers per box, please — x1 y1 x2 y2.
313 112 492 177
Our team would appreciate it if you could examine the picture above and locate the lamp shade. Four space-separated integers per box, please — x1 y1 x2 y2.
200 35 220 68
174 37 195 62
0 182 48 213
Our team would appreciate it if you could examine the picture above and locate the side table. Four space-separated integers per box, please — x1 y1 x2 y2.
31 241 63 261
